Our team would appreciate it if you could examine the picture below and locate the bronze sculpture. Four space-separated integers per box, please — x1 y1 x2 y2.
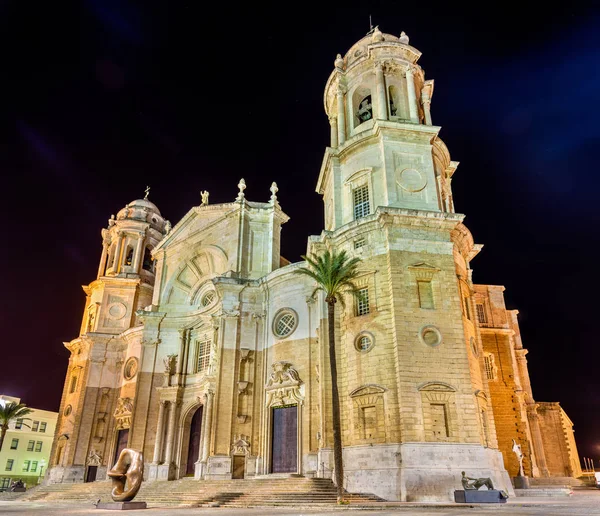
107 448 144 502
461 471 494 490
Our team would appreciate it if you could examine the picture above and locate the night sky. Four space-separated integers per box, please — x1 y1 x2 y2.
1 2 599 463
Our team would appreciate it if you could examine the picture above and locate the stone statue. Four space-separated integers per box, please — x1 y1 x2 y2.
399 31 409 44
512 439 525 476
107 448 144 502
461 471 494 490
163 354 177 375
236 178 246 201
200 190 209 206
108 214 116 227
270 182 278 203
164 220 172 234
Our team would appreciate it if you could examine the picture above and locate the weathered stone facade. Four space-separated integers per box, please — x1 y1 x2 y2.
47 28 580 501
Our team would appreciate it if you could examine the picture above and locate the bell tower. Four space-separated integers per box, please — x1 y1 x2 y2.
317 27 458 231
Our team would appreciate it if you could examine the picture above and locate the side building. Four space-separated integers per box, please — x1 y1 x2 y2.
0 395 58 490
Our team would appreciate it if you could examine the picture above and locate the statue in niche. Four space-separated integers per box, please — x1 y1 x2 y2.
163 354 177 375
461 471 494 490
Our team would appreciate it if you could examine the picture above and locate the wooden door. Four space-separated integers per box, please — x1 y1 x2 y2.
113 428 129 467
186 406 203 475
271 405 297 473
84 466 97 483
232 455 245 479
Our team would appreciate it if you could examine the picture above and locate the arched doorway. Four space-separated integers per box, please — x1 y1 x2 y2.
186 406 203 475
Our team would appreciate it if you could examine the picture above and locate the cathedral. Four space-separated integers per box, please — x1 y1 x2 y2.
47 28 581 502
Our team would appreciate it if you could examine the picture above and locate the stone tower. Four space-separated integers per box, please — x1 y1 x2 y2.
47 194 168 483
311 27 512 499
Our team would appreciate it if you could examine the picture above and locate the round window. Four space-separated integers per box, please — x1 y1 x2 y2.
201 291 216 307
64 405 72 417
354 332 374 353
272 309 298 338
470 337 479 357
123 357 138 380
419 325 443 347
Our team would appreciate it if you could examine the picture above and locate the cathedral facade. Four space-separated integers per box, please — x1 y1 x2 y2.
47 28 580 501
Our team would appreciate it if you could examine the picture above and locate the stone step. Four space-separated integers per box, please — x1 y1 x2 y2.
514 487 572 497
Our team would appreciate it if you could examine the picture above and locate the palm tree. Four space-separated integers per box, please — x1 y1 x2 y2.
295 249 362 502
0 402 33 452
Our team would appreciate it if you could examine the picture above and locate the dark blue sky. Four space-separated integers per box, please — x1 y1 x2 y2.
1 2 599 461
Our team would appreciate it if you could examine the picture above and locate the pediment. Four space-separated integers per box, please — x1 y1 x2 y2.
349 384 387 398
407 262 439 271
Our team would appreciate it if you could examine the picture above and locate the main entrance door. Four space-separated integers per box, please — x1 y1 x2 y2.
232 455 245 479
113 428 129 467
271 405 297 473
186 406 203 475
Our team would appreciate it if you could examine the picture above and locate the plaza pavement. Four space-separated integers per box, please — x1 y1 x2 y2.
1 490 599 516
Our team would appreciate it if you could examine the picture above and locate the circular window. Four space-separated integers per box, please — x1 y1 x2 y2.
470 337 479 357
272 309 298 338
64 405 72 417
201 291 216 307
107 302 127 320
419 325 443 347
123 357 138 380
354 332 374 353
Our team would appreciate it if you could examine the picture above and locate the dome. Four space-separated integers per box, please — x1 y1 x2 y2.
126 198 162 215
116 198 164 224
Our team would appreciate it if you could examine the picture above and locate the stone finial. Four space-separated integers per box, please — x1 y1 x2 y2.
144 185 150 200
399 31 409 44
372 25 383 42
270 182 278 203
334 53 344 71
236 178 246 201
200 190 209 206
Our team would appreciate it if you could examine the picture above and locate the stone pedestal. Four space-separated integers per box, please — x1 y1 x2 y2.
454 490 507 503
513 475 530 489
96 502 147 510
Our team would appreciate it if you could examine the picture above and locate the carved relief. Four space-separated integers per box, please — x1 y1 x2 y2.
231 435 251 456
265 361 304 407
87 449 103 466
114 397 134 430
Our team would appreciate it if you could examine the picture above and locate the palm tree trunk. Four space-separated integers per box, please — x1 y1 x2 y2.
0 426 7 453
327 300 344 502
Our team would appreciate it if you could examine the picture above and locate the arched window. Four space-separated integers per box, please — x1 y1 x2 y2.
142 247 153 272
357 94 373 123
124 246 134 267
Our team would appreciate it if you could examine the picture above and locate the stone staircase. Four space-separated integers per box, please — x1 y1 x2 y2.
529 476 584 487
15 477 385 507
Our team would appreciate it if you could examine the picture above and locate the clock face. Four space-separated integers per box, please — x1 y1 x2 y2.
397 168 427 192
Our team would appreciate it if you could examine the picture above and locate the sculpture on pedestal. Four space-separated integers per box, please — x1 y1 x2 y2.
107 448 144 502
461 471 494 490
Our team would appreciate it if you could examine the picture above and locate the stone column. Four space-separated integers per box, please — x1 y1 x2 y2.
527 405 550 477
336 86 346 145
113 232 124 273
152 400 168 464
405 67 419 123
421 93 432 125
375 64 387 120
164 400 179 464
329 116 338 148
201 390 215 462
97 241 109 279
132 231 145 273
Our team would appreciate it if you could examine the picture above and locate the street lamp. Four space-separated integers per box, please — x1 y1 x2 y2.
38 459 46 485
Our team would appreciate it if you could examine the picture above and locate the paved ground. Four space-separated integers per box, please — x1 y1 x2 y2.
1 490 600 515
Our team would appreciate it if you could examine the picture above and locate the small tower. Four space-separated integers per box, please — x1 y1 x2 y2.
318 29 456 231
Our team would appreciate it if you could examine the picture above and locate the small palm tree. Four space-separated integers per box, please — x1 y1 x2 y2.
0 402 33 452
295 249 362 503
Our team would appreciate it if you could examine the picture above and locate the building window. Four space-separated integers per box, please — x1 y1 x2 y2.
69 376 78 394
27 440 35 452
196 339 211 374
484 353 496 381
39 422 47 433
470 337 479 357
32 421 39 432
355 287 370 316
15 418 23 430
6 459 14 471
35 441 42 452
357 94 373 123
10 438 18 450
272 309 299 338
23 460 30 472
201 291 216 307
417 280 434 309
142 247 153 272
63 405 72 417
476 303 488 324
1 478 10 489
463 296 472 320
353 185 370 220
419 325 443 347
354 238 366 250
354 332 374 353
31 461 38 473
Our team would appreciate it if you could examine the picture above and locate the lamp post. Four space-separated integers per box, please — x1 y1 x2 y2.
38 459 46 485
